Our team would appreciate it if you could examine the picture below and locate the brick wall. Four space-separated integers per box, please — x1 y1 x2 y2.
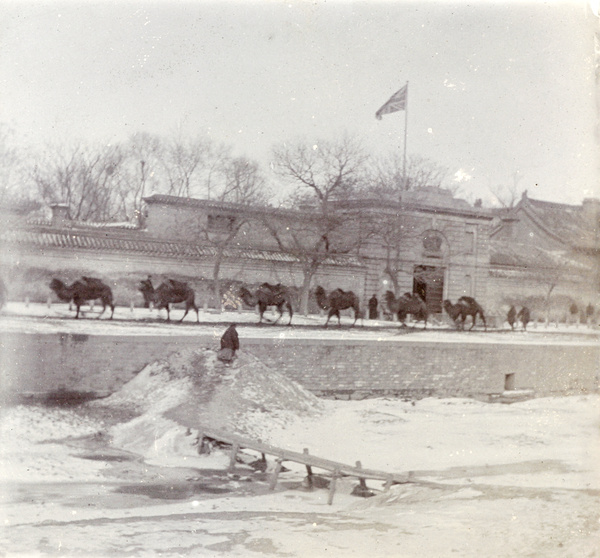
2 332 597 401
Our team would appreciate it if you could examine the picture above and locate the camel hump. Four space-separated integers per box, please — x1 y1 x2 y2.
458 296 477 305
81 276 106 288
168 279 189 292
260 282 285 295
334 288 352 296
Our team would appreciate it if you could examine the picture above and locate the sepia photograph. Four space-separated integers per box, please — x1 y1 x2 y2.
0 1 599 556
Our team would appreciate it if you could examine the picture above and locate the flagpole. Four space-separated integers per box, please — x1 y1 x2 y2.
403 81 409 188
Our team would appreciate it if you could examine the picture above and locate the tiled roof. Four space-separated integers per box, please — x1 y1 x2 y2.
490 240 590 271
26 218 139 230
0 227 362 267
522 197 598 249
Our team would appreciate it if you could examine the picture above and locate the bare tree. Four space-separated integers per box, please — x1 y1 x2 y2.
0 124 21 201
523 249 590 324
363 153 448 200
488 171 525 209
124 132 165 224
194 155 272 307
31 142 129 222
160 134 230 199
0 124 39 214
218 157 270 205
366 210 421 294
356 152 455 296
267 136 370 314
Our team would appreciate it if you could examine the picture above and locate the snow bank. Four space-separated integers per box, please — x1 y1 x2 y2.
98 348 323 463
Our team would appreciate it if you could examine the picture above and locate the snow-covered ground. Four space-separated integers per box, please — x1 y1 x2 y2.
1 301 598 347
0 306 599 557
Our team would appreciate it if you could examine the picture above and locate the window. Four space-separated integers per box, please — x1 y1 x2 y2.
208 214 235 233
422 231 443 257
464 230 475 254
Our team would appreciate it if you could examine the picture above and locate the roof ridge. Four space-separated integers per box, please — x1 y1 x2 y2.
526 197 582 211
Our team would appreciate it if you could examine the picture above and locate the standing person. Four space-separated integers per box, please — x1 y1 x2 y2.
218 323 239 362
507 305 517 330
586 303 595 324
368 294 379 320
517 306 531 331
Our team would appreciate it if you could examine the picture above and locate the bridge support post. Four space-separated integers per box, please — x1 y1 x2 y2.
228 443 240 471
356 460 367 490
303 448 313 488
328 468 340 505
384 474 394 491
269 457 284 490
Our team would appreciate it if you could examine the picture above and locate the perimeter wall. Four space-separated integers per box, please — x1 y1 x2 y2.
1 332 598 401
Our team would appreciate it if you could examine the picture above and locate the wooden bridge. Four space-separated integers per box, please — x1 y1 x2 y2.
197 425 411 505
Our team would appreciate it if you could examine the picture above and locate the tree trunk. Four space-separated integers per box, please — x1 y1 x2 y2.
213 248 224 312
299 270 314 316
544 284 555 326
384 264 400 294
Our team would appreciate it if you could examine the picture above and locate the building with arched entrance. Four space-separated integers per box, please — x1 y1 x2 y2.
2 188 597 322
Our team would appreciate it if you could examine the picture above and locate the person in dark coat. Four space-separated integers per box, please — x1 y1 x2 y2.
517 306 531 331
586 303 595 321
507 305 517 330
368 294 379 320
219 323 239 362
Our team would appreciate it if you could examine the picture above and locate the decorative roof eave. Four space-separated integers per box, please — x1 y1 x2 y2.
25 217 141 232
0 228 363 268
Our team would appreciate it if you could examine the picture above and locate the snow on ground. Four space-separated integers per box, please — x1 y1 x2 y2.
0 307 599 557
0 302 598 346
1 391 598 557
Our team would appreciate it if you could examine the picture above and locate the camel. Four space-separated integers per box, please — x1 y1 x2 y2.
238 283 293 325
443 296 486 331
49 277 115 319
138 277 199 322
384 291 428 329
314 286 360 327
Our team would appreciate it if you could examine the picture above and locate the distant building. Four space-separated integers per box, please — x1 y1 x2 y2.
1 188 598 318
488 191 599 315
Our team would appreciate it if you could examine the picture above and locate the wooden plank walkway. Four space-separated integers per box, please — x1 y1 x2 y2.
197 425 410 504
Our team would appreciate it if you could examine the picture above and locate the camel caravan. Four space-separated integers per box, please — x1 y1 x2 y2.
41 274 526 332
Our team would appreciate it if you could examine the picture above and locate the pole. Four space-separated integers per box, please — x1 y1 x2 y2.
403 81 409 188
139 160 146 226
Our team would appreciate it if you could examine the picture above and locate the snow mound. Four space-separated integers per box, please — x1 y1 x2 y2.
98 348 323 461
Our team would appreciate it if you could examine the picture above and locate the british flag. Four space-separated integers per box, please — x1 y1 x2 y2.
375 84 408 120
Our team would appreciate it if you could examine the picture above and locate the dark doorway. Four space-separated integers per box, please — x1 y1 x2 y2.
413 265 444 313
504 373 516 391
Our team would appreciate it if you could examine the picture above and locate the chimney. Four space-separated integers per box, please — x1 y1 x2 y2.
50 203 70 228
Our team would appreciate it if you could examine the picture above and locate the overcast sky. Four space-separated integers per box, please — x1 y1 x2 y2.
1 1 599 205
